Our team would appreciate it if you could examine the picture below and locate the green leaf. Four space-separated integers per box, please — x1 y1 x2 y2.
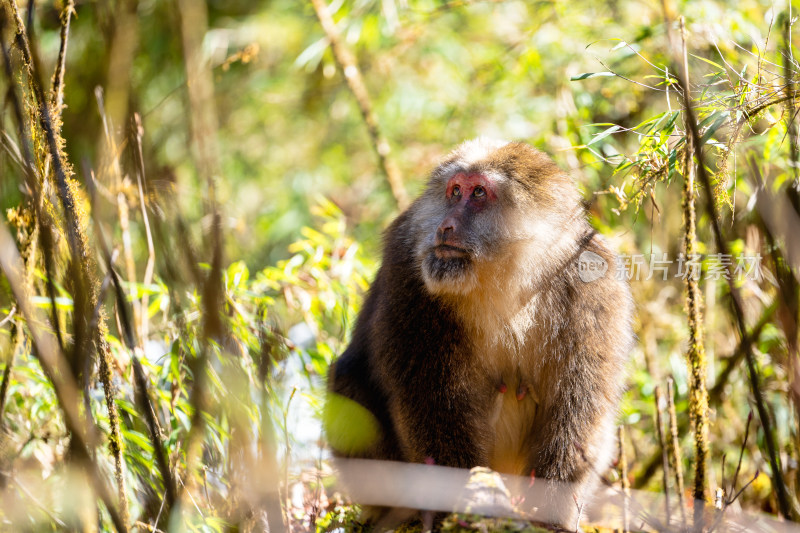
632 112 666 132
570 72 615 81
689 53 724 71
614 159 635 173
587 125 622 147
667 149 679 176
664 110 680 131
699 111 729 145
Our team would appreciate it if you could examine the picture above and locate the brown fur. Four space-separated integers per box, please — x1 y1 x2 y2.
327 139 634 527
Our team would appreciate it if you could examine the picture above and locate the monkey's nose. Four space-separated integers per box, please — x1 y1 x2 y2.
434 223 467 258
436 217 458 244
436 228 459 249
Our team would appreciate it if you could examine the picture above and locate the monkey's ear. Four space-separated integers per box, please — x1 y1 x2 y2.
323 392 381 455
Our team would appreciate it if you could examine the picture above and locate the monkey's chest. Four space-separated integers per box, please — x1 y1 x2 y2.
486 366 539 476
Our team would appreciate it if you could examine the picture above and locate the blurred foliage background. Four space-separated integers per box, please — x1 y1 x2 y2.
1 0 800 530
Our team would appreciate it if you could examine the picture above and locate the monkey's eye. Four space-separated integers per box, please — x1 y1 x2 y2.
451 185 462 197
472 186 486 198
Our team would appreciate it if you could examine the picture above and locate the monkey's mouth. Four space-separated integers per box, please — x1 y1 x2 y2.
434 244 469 259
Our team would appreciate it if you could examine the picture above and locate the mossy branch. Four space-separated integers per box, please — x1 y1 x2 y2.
49 0 74 118
672 16 800 524
677 19 709 526
1 0 131 525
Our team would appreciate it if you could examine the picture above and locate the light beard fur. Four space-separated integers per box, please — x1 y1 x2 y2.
421 253 478 295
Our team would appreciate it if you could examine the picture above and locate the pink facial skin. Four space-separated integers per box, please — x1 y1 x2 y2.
445 173 497 205
435 173 497 258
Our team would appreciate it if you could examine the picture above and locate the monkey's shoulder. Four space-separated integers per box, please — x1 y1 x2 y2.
536 234 634 351
570 235 632 309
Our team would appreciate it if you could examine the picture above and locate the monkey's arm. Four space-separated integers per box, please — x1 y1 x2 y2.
367 218 494 468
526 264 632 519
370 280 493 467
377 347 493 468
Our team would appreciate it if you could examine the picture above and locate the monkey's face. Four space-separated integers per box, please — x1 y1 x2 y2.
416 159 513 296
415 139 582 297
421 170 502 290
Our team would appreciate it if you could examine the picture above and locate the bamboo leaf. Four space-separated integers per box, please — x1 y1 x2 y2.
587 125 622 146
690 53 725 71
699 112 729 145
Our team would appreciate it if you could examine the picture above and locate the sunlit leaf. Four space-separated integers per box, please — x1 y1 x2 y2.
587 125 622 146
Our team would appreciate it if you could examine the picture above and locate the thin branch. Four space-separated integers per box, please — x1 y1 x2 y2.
653 386 671 526
0 317 18 426
729 411 753 500
730 471 760 504
0 306 15 328
50 0 74 118
617 425 630 533
309 0 409 210
666 378 687 528
133 113 156 342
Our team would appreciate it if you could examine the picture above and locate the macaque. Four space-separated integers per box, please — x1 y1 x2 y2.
325 139 633 527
